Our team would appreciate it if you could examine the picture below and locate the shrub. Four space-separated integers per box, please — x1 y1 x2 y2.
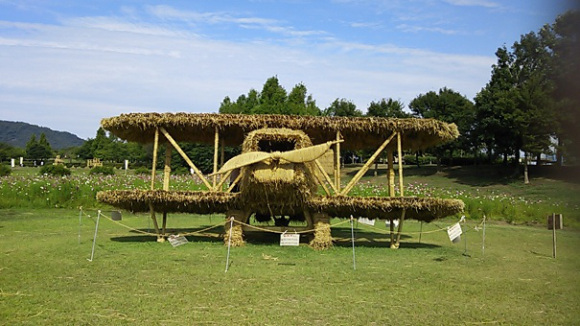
89 166 115 176
0 165 11 177
39 164 71 176
134 167 150 175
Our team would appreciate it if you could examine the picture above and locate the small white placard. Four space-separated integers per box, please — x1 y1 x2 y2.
358 217 376 226
280 233 300 246
168 235 188 247
447 223 462 243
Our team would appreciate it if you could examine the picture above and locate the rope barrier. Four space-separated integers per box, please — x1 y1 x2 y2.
79 208 485 241
351 216 487 236
79 208 225 238
231 218 351 234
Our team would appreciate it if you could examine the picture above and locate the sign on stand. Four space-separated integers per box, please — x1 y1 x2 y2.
447 223 462 243
280 232 300 246
168 235 189 247
358 217 376 226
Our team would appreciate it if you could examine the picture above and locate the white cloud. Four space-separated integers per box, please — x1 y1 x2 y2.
444 0 500 8
0 5 494 139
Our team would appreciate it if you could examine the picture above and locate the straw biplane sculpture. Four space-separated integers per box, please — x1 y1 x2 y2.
97 113 464 249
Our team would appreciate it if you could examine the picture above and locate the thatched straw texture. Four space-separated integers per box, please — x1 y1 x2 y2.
101 113 459 151
97 190 463 221
96 190 240 213
309 220 332 250
238 128 317 216
307 196 464 222
224 221 245 247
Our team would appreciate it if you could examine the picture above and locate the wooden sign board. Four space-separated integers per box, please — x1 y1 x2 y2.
447 223 462 243
358 217 376 226
280 233 300 246
168 235 189 247
547 214 563 230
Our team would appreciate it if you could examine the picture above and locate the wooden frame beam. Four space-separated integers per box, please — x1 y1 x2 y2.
314 159 339 195
159 127 213 190
150 128 159 190
387 150 395 197
163 146 172 191
213 127 219 188
306 162 331 196
340 131 397 196
334 131 341 192
397 132 404 197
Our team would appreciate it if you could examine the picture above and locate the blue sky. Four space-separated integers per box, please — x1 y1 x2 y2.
0 0 576 139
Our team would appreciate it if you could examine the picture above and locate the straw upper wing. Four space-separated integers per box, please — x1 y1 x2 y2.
215 140 341 175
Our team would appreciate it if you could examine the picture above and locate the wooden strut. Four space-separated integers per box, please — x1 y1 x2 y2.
227 172 243 193
305 162 331 196
213 127 219 188
148 202 163 241
341 131 397 196
215 170 233 191
387 150 395 197
159 127 213 190
392 209 406 249
314 159 339 195
150 128 159 190
335 131 341 192
163 146 172 191
397 132 404 197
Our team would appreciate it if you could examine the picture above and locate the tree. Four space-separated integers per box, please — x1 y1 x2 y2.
410 88 475 166
0 142 25 162
253 76 288 114
218 77 320 116
366 98 409 118
25 133 53 160
550 11 580 164
323 98 362 117
474 47 520 164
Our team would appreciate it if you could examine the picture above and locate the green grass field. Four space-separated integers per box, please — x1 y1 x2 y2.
1 209 579 325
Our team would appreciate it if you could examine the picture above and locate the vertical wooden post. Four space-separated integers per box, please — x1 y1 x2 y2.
162 212 168 238
163 146 172 191
220 143 225 167
150 128 159 190
397 132 404 197
393 209 406 249
148 202 162 242
213 127 219 189
335 131 341 192
552 213 557 258
387 150 395 197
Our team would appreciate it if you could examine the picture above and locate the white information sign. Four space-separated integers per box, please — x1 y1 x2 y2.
280 233 300 246
447 223 463 243
11 159 15 168
358 217 376 226
168 235 189 247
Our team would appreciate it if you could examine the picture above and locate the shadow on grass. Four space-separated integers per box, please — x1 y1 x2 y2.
110 226 224 244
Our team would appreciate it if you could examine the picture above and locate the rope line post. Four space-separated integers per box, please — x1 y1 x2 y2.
552 213 557 259
225 217 234 273
419 221 423 244
88 210 101 262
350 215 356 271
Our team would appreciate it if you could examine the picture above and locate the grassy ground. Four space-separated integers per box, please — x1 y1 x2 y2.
1 209 579 325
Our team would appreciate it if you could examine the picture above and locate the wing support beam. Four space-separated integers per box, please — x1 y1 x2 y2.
159 127 213 190
340 131 398 196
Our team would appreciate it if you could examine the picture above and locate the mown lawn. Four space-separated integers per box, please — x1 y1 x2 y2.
1 209 579 325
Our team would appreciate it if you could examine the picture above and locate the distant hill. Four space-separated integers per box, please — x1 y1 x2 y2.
0 120 85 149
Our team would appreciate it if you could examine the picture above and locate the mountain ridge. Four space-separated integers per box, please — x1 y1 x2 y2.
0 120 85 149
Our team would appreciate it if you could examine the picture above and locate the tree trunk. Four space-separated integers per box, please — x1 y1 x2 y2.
524 152 530 184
